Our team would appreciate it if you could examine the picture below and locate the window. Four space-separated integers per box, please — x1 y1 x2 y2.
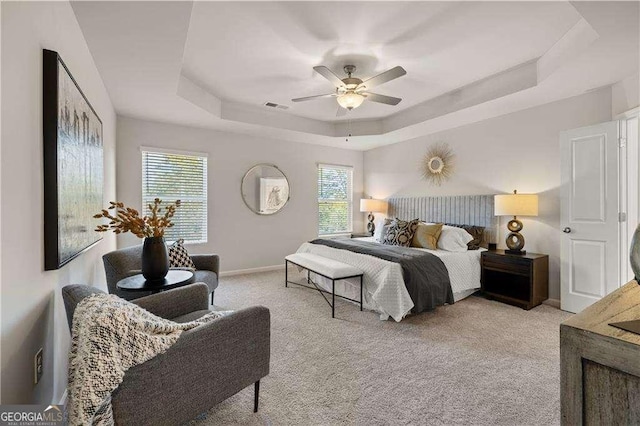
317 163 353 235
142 148 207 243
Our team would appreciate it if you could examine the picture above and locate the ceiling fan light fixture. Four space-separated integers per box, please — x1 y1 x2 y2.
337 92 365 110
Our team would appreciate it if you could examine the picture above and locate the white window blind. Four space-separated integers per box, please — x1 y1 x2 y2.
142 149 208 243
317 163 353 235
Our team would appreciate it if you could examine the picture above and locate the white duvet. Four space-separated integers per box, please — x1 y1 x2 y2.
295 237 483 322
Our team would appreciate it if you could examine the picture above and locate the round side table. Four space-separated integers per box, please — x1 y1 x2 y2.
116 270 194 294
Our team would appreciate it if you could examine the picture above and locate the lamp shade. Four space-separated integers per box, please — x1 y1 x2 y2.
360 198 387 213
494 192 538 216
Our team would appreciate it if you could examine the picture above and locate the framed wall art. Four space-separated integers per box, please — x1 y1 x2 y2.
259 177 289 214
43 49 104 270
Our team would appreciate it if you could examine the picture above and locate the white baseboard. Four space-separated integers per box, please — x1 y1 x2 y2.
219 264 284 277
58 389 67 406
543 298 561 309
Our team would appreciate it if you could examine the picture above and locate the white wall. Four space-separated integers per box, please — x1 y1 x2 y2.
116 116 364 272
0 0 4 404
364 88 613 301
1 2 117 404
612 73 640 117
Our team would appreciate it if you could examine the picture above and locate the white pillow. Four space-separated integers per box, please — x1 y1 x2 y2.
437 225 473 252
373 216 389 242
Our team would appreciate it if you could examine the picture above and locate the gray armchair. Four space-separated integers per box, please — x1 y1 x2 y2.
62 283 270 425
102 244 219 303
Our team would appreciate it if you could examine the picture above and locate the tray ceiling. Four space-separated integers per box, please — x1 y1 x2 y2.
71 1 639 150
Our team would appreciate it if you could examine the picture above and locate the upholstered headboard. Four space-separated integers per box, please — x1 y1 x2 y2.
387 195 498 243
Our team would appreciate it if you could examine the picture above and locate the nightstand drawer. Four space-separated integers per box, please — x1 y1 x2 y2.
482 257 530 276
351 232 371 238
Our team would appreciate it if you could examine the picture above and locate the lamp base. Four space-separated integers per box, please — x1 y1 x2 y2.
505 249 527 255
505 216 526 253
366 212 375 236
609 320 640 335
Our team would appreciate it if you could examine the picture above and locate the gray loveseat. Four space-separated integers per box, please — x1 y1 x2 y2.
62 283 271 425
102 244 219 303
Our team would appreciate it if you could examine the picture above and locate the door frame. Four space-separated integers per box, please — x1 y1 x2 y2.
616 107 640 282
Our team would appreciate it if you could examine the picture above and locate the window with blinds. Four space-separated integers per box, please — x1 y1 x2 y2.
317 164 353 235
142 149 208 243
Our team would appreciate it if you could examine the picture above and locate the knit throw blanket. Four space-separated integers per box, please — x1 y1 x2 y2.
68 293 227 425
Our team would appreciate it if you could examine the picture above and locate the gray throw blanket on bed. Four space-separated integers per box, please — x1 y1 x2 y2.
309 238 454 313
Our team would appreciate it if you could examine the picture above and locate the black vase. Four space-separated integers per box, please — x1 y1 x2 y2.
141 236 169 281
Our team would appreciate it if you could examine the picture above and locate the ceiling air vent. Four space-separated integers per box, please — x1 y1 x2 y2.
264 102 289 110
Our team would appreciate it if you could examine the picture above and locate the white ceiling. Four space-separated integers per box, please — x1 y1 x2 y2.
71 1 639 150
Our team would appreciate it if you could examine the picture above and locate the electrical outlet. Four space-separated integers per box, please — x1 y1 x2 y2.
34 348 43 384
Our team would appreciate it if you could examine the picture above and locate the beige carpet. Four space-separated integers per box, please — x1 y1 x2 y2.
191 270 571 426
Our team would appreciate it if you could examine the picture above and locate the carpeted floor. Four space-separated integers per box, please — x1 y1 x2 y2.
191 270 571 426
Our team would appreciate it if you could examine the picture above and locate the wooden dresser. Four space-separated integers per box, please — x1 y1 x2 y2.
560 281 640 425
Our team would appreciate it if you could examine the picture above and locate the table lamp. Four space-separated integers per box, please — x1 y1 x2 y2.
494 190 538 255
360 199 388 236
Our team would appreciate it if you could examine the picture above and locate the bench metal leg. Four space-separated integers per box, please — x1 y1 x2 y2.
332 279 335 318
285 260 288 287
360 275 363 311
254 380 260 413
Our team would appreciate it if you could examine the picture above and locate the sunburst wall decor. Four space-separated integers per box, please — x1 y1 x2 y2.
421 142 455 186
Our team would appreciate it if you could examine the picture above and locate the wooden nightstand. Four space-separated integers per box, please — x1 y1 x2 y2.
481 249 549 310
351 232 372 238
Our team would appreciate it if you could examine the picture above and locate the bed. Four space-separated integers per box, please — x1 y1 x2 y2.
295 195 497 322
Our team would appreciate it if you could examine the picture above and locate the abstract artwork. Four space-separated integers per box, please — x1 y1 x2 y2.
259 177 289 214
43 49 103 270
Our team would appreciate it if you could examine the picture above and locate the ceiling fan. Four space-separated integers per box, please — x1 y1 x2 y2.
292 65 407 117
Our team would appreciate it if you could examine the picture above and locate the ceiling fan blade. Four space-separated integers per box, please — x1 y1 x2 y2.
362 92 402 106
313 66 346 88
359 66 406 90
291 93 336 102
336 106 347 117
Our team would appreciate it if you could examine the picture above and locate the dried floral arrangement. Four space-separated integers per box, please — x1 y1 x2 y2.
94 198 181 238
421 142 455 186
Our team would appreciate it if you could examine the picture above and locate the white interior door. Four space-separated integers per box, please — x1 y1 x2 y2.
560 121 620 313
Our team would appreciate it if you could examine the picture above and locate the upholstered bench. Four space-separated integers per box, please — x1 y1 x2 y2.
285 253 364 318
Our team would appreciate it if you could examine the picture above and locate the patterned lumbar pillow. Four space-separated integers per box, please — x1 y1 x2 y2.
382 218 420 247
168 239 196 269
411 222 443 249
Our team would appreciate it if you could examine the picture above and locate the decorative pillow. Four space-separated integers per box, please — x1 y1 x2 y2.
382 218 420 247
411 222 443 250
437 225 474 252
445 223 486 250
168 239 196 269
374 218 392 242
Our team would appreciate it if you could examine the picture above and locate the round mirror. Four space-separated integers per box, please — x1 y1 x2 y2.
241 164 290 215
428 156 444 174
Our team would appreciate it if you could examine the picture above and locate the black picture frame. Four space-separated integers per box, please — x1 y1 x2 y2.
43 49 103 270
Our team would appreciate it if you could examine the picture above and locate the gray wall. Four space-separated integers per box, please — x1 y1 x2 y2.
116 116 365 272
1 1 117 404
364 88 613 301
